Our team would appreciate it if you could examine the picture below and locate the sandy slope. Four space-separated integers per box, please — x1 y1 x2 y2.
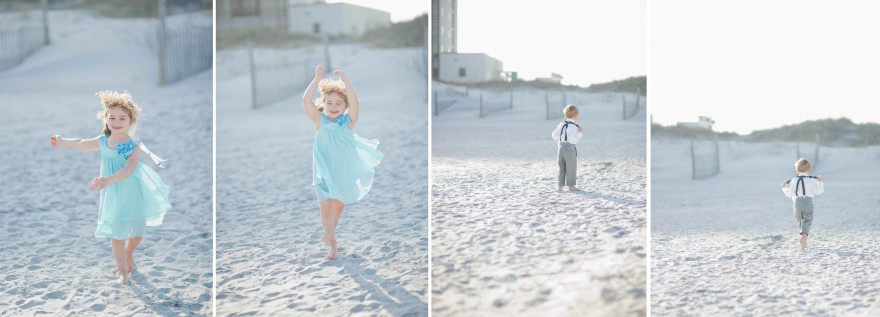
431 86 647 316
214 45 429 316
0 10 212 316
652 139 880 316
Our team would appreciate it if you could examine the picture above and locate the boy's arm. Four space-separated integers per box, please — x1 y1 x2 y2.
781 179 792 197
569 129 584 143
335 70 359 129
551 123 561 141
302 65 323 128
51 135 100 151
815 176 824 195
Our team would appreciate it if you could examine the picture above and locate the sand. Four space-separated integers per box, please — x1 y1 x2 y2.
214 44 429 316
652 139 880 316
431 85 647 316
0 10 213 316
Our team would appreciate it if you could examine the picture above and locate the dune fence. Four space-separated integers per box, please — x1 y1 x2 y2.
158 24 211 84
0 8 48 73
691 135 720 180
433 85 467 116
796 133 821 166
622 90 643 120
478 89 513 118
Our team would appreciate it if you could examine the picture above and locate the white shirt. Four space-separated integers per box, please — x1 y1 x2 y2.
551 120 583 144
782 173 824 201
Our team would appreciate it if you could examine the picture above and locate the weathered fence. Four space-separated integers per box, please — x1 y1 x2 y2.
691 135 720 180
249 49 318 108
622 92 643 120
432 86 466 116
478 89 513 118
796 133 821 166
159 24 212 84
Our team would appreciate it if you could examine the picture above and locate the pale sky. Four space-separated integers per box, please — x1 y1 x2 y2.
326 0 426 22
457 0 647 87
651 1 880 135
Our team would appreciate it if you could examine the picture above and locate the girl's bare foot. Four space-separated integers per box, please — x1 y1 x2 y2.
118 273 129 285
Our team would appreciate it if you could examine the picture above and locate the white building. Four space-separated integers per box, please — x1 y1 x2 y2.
677 117 714 130
536 73 563 84
217 0 289 32
287 2 391 37
439 53 504 83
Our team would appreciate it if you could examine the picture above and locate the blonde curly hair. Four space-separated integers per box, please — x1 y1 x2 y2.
313 79 349 112
95 90 141 136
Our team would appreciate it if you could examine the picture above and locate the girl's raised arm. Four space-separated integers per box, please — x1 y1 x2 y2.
334 70 359 129
90 147 142 190
51 135 100 151
302 65 324 128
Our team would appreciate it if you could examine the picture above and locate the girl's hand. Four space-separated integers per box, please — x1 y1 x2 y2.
50 135 59 147
333 70 346 78
89 177 109 190
315 65 324 79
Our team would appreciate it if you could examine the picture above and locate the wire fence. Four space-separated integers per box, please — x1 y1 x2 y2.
691 135 720 180
249 48 319 108
478 89 513 118
432 86 466 116
0 26 44 72
622 91 643 120
796 133 821 167
159 24 211 84
545 90 568 120
0 8 47 73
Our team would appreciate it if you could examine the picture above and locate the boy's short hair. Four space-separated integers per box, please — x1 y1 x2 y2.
795 158 811 173
563 105 579 119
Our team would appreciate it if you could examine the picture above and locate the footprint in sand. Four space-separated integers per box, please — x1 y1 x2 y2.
89 304 106 312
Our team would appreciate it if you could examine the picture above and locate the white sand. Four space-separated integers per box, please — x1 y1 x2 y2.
0 11 212 316
431 85 647 316
214 45 428 316
652 139 880 315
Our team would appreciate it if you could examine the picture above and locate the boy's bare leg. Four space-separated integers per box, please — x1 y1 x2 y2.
800 233 808 251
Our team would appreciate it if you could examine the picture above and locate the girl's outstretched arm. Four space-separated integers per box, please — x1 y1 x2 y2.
51 135 100 151
302 65 324 128
89 147 142 190
334 70 359 129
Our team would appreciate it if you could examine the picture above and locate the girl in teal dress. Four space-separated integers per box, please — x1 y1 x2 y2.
51 90 171 285
302 65 383 260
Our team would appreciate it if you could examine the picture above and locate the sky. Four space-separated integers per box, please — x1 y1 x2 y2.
456 0 647 87
326 0 427 22
651 0 880 134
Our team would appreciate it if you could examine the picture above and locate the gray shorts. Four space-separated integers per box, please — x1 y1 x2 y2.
794 196 813 235
557 142 577 186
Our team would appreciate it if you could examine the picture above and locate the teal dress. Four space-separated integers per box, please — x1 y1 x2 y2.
313 113 383 204
95 135 171 239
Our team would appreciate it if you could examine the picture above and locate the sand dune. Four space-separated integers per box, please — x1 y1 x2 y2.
652 139 880 315
432 86 647 316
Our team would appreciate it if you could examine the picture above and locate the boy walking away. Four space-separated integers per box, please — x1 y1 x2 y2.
552 105 584 192
781 158 824 251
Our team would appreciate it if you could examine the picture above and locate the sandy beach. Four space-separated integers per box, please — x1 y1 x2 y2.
652 139 880 315
431 86 647 316
214 44 428 316
0 10 213 316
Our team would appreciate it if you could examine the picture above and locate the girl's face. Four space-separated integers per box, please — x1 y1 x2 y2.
323 93 347 118
106 106 133 135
